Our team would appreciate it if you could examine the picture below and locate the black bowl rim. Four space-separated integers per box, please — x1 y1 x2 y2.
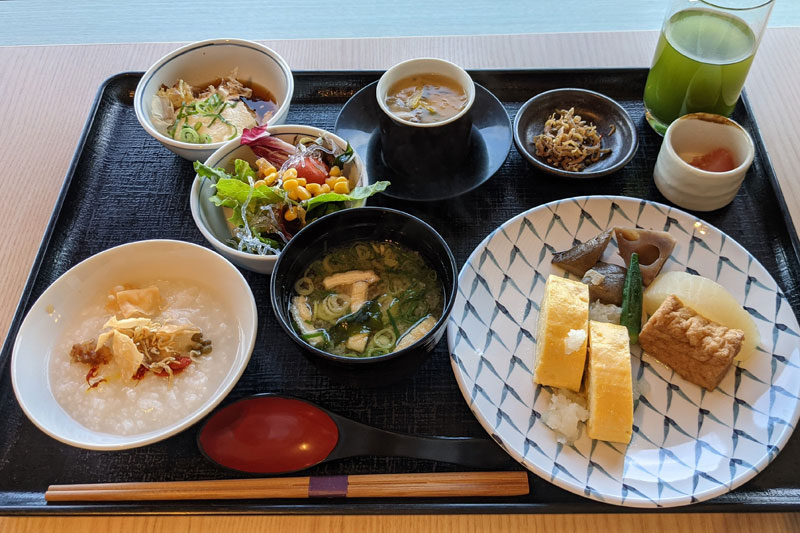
269 206 458 365
512 87 639 179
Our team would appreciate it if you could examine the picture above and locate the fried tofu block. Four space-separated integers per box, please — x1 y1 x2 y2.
533 275 590 392
114 286 161 318
586 321 633 443
638 295 744 391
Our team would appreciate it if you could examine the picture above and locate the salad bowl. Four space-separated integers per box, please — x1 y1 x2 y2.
190 124 376 274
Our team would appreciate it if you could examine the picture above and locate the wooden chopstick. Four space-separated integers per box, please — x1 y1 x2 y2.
45 471 529 502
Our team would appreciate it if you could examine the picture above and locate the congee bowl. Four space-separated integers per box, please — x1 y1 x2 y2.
190 124 368 275
375 58 476 176
134 38 294 161
270 207 457 383
10 239 258 450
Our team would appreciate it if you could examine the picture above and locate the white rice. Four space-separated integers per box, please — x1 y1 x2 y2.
49 280 236 436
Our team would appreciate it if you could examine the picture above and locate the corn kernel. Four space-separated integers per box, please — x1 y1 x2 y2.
335 176 349 185
306 183 321 194
329 166 341 177
284 207 297 221
333 181 350 194
296 186 312 201
320 184 331 193
264 172 278 185
283 178 299 191
255 158 276 176
283 168 298 179
325 177 338 187
296 177 307 187
254 179 266 188
288 189 300 201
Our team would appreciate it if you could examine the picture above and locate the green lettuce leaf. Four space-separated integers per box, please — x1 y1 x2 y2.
302 181 390 212
209 178 285 227
234 159 258 183
193 161 232 182
210 178 285 206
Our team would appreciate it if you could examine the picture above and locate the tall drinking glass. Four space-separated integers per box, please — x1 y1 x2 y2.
643 0 774 135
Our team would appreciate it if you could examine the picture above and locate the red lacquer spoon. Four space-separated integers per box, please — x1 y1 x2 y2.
197 394 514 474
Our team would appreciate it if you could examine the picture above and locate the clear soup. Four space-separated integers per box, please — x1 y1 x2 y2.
385 74 467 124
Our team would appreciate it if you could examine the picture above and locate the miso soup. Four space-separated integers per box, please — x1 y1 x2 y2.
385 74 468 124
290 241 444 357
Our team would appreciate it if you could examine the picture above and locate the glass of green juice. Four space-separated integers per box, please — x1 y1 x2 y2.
644 0 774 135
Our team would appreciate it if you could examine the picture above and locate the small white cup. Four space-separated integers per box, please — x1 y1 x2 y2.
654 113 754 212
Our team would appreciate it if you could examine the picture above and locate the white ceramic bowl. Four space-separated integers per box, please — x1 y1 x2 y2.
654 112 755 211
134 38 294 161
375 57 476 128
10 240 258 450
190 125 368 274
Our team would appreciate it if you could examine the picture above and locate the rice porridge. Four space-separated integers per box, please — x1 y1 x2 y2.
49 280 238 435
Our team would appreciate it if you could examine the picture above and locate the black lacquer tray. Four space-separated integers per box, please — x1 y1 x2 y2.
1 70 799 515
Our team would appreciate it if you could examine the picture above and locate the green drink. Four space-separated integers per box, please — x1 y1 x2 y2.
644 8 756 135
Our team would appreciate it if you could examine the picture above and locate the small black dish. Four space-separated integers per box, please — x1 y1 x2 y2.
335 82 512 201
270 207 457 384
513 88 638 178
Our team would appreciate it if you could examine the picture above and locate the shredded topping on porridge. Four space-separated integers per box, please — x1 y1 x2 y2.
69 285 213 389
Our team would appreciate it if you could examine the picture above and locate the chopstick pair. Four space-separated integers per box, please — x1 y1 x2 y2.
45 471 529 502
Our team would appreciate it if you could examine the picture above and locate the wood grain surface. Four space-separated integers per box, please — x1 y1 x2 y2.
1 30 800 531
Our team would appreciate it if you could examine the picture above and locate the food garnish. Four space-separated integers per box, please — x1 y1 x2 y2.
69 285 212 388
194 126 389 256
533 108 611 172
619 252 643 344
638 295 744 391
614 228 676 285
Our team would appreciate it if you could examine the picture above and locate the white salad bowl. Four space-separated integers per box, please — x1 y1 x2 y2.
134 38 294 161
10 240 258 450
190 124 368 275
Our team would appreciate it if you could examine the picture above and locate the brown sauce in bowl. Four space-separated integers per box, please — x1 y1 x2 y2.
385 74 467 124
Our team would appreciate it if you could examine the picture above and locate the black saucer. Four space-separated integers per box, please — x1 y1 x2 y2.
334 82 512 201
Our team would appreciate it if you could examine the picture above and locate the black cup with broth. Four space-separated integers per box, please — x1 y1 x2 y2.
376 58 476 177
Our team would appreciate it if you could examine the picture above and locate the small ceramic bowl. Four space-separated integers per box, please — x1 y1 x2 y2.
190 125 368 275
10 240 258 450
375 58 476 176
134 38 294 161
270 207 457 376
654 113 755 212
514 88 638 178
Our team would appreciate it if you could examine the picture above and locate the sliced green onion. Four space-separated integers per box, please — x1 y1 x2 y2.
179 127 200 143
294 277 315 296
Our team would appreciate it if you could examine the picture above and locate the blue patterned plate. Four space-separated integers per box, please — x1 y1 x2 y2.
447 195 800 508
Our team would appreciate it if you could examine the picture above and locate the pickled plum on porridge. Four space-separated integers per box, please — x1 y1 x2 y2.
50 281 237 436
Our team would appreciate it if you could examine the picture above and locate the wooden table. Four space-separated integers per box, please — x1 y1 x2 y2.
1 31 800 532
